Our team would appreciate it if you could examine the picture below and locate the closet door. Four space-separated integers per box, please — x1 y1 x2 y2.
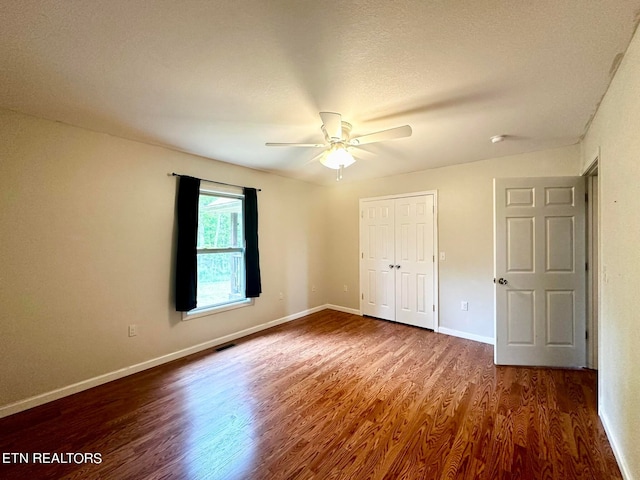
360 199 396 321
395 195 435 329
360 193 436 329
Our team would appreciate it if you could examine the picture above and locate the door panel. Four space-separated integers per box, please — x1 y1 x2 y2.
361 199 395 321
495 177 585 367
394 195 434 329
546 290 574 345
545 217 574 271
506 217 535 272
507 290 535 345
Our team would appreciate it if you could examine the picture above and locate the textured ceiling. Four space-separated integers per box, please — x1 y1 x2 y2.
1 1 639 184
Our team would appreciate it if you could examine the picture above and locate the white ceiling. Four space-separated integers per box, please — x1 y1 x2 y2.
2 1 639 185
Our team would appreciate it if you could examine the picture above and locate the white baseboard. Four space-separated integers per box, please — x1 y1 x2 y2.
600 408 632 480
438 327 494 345
0 304 327 419
326 304 361 315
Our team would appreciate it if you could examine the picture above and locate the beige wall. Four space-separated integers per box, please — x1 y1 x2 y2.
0 109 327 409
581 26 640 479
326 145 580 340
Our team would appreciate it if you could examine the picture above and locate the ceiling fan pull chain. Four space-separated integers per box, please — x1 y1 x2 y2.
337 165 344 181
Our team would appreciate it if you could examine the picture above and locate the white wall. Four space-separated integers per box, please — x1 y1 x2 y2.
326 146 580 341
581 26 640 480
0 109 327 411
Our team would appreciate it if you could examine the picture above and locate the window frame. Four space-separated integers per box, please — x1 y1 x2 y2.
182 183 253 321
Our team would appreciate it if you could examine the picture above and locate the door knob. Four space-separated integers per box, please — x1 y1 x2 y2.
389 264 394 269
497 278 508 285
396 265 401 269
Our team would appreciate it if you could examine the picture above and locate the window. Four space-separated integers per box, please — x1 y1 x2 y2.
185 185 251 318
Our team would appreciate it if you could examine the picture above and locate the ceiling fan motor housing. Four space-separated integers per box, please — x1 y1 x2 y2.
322 121 352 143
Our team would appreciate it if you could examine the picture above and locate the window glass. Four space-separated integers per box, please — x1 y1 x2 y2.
197 195 243 249
196 252 245 308
191 190 247 314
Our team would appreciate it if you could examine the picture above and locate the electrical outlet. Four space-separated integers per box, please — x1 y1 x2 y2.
279 292 284 300
461 301 468 311
439 252 446 261
128 324 137 337
312 285 317 292
343 285 348 292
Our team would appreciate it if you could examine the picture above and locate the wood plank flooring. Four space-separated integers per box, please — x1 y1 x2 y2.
0 310 621 479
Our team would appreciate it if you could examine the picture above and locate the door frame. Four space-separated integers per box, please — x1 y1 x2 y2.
359 190 439 331
583 150 600 370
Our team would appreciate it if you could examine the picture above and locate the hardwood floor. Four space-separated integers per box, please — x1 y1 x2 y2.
0 310 621 479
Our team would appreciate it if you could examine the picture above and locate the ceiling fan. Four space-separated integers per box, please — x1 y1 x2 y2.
266 112 412 180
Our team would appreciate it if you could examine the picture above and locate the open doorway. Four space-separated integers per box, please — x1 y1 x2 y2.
585 159 599 370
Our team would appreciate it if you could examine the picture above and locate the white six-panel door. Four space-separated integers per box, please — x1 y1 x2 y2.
494 177 586 367
360 194 435 329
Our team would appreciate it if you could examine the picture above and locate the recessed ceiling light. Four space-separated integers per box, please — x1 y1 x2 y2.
490 135 506 143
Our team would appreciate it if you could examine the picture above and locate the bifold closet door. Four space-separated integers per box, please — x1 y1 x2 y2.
360 195 435 329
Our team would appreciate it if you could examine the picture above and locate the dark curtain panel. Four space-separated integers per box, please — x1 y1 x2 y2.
175 176 201 311
244 188 262 298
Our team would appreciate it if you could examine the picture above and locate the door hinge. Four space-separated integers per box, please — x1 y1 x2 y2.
361 210 364 218
586 330 589 340
361 293 364 300
433 255 435 262
432 305 435 312
586 262 588 271
361 252 364 259
585 193 588 202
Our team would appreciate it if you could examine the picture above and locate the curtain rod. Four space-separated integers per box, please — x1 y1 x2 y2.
170 173 261 191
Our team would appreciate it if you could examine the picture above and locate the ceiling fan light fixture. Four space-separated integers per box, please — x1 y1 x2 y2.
266 111 411 179
320 145 356 170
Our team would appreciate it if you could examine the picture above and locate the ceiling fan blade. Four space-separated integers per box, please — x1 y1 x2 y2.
350 125 412 146
265 142 326 147
319 112 342 140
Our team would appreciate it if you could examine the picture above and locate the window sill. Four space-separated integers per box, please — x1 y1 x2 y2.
182 298 254 321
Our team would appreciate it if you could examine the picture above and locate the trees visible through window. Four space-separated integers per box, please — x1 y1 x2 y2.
195 189 247 311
